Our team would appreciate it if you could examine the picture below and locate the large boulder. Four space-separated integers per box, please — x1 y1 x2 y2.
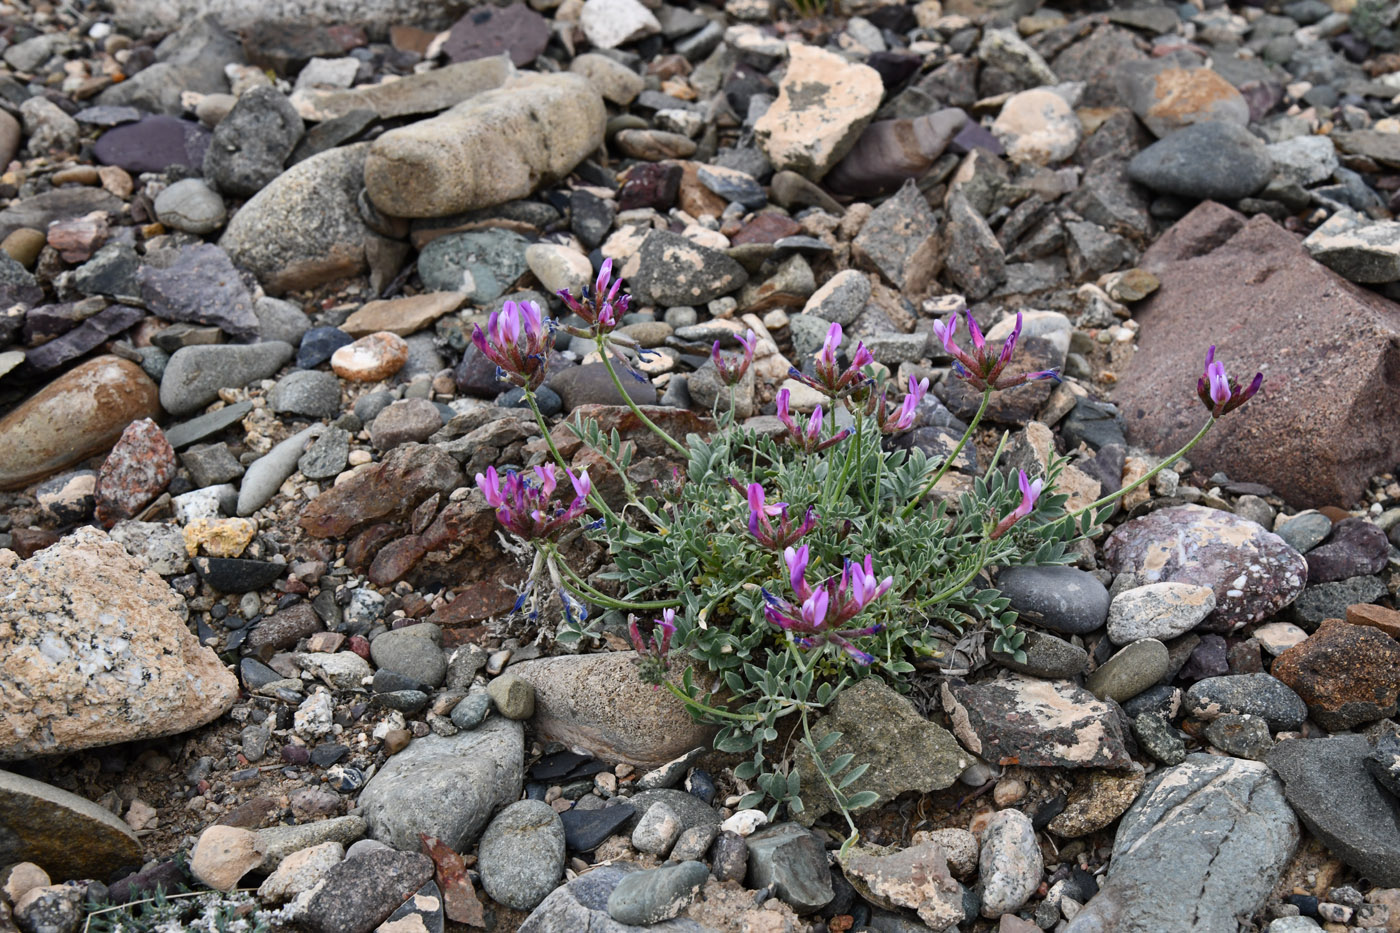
363 73 605 218
1112 203 1400 508
0 527 238 760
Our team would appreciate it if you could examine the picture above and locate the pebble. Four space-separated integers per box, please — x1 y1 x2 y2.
978 809 1042 919
994 565 1110 635
1106 582 1217 644
1127 122 1274 201
606 860 709 925
152 178 227 234
331 331 409 382
237 425 323 516
479 799 566 911
1087 639 1169 703
1184 673 1307 730
160 342 295 417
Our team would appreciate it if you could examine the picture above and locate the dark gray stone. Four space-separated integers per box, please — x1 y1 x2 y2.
203 85 304 197
518 863 711 933
607 861 710 925
139 243 259 341
1267 735 1400 887
270 370 342 419
1183 674 1307 730
301 849 435 933
298 427 350 480
1305 518 1389 583
418 230 530 302
1127 122 1274 201
1289 575 1387 630
995 565 1111 636
163 400 254 448
745 823 834 913
479 800 566 911
992 629 1090 678
631 230 749 306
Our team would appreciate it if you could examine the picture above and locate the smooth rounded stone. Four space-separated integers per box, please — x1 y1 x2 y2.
1063 755 1297 933
2 227 46 268
1268 735 1400 886
1271 618 1400 730
1305 518 1390 583
525 243 592 296
365 73 604 218
450 692 491 730
341 292 466 338
994 565 1110 636
547 362 657 411
978 809 1042 919
991 629 1089 678
1184 673 1307 730
220 143 376 295
270 369 341 418
152 178 226 234
1 527 238 761
298 326 354 370
1107 582 1217 645
1204 713 1274 760
255 817 367 874
254 296 312 346
1104 505 1307 634
518 862 712 933
1047 764 1148 838
744 822 833 913
569 53 644 106
191 825 262 892
606 860 708 925
1086 639 1169 703
358 719 523 851
0 356 159 490
298 427 350 480
479 800 566 911
509 654 717 769
331 331 409 382
0 769 142 881
371 624 447 688
754 44 882 180
487 672 535 720
1275 511 1332 553
370 398 442 450
238 425 322 516
160 342 294 417
992 89 1081 166
632 801 682 856
801 269 869 325
418 229 529 301
1127 122 1273 201
204 85 304 198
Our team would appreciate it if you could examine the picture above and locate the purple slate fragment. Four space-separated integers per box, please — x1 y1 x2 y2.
139 243 259 340
93 115 212 174
26 304 143 371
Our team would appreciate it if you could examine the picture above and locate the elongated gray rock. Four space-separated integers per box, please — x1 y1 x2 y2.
159 341 294 416
1065 755 1297 933
364 73 605 218
357 717 523 852
237 425 323 516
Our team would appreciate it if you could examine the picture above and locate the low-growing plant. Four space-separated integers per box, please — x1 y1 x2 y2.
474 262 1261 852
83 886 271 933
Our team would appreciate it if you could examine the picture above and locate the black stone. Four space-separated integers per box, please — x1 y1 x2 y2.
239 657 283 690
1060 397 1127 451
194 557 286 593
560 802 635 852
310 743 349 767
298 326 353 369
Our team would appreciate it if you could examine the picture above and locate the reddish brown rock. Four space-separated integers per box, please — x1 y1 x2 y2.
1112 205 1400 508
300 444 463 538
730 212 804 246
94 418 176 527
1345 603 1400 639
429 579 520 627
331 331 409 382
1271 619 1400 731
0 356 160 490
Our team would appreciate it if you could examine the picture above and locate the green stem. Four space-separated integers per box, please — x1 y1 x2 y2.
550 546 680 611
924 540 993 604
526 391 618 522
1067 417 1216 522
598 341 688 456
802 708 861 851
663 679 763 722
901 387 993 519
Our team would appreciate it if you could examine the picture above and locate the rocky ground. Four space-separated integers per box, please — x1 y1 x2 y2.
1 0 1400 930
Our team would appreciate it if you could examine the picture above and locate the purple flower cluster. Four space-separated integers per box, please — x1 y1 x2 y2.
934 310 1058 391
475 464 591 540
745 482 818 550
558 259 628 337
990 469 1044 539
630 608 677 686
869 375 930 434
1197 346 1262 417
776 388 851 453
790 323 874 399
763 545 892 665
471 299 550 391
712 329 757 387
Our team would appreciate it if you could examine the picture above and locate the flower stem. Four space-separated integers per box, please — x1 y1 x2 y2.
663 679 762 722
901 387 993 519
598 342 688 457
526 391 617 521
924 539 992 604
801 708 861 853
1066 416 1216 522
550 549 681 611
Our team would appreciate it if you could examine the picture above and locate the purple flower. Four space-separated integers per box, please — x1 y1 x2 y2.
763 547 892 665
746 483 818 550
475 464 591 540
872 375 929 434
937 309 1060 391
471 299 551 390
557 258 629 337
630 607 677 686
776 388 852 454
1196 346 1262 417
790 322 875 399
713 328 757 387
990 469 1044 539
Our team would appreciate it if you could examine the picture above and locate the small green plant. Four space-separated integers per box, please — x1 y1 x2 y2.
784 0 831 20
83 885 271 933
473 263 1260 852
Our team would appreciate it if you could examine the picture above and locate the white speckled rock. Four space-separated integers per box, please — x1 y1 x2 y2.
1107 582 1217 645
978 809 1042 918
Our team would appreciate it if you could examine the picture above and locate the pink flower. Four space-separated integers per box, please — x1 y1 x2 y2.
630 608 677 686
713 329 757 387
762 548 892 665
557 258 629 337
471 299 551 390
475 464 591 540
789 322 875 399
990 469 1044 539
776 388 852 454
746 484 817 550
873 375 929 434
937 310 1059 391
1196 346 1262 417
